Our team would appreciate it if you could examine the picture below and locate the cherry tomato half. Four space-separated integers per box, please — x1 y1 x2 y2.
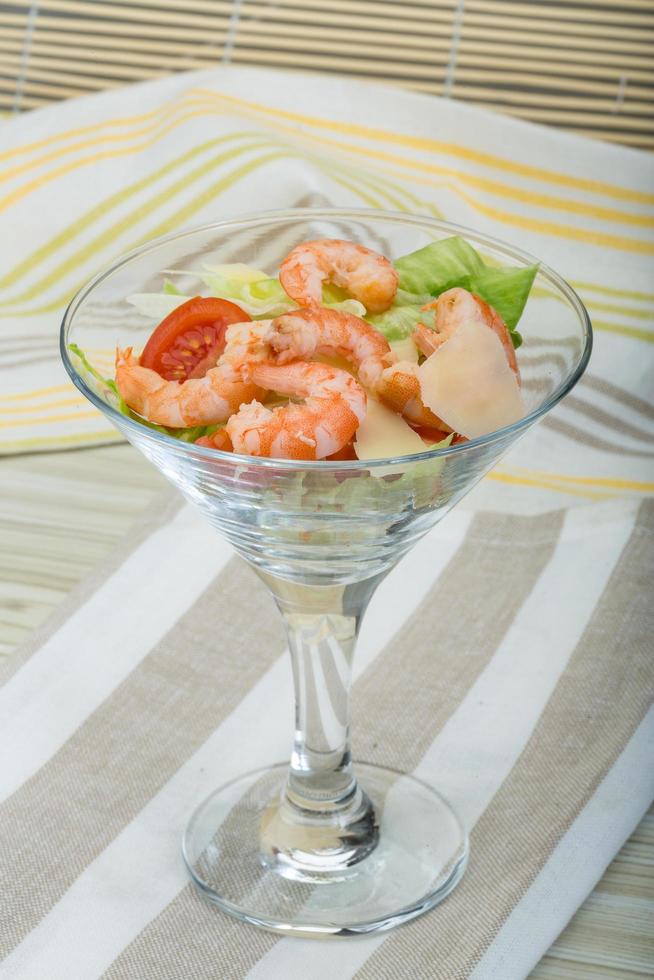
140 296 250 381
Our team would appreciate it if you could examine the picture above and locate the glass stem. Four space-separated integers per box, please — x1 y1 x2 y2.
257 572 383 878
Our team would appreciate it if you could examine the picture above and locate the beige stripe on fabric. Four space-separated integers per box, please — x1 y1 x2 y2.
544 416 654 460
564 394 654 445
0 558 286 957
0 490 181 687
581 374 654 423
352 511 565 769
356 499 654 980
103 510 563 979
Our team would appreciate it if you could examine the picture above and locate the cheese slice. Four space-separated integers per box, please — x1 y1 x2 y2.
417 319 524 438
354 397 427 461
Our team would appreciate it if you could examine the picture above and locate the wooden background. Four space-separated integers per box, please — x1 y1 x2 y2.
1 0 653 149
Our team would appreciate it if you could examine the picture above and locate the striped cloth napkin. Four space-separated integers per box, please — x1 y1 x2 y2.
1 66 654 978
1 492 652 978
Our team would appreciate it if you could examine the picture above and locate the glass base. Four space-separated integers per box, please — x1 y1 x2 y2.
182 762 468 937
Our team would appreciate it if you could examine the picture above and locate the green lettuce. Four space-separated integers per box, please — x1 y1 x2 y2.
367 303 436 342
392 236 537 342
395 237 484 295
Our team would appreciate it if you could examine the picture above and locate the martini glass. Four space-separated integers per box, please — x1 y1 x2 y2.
61 209 591 936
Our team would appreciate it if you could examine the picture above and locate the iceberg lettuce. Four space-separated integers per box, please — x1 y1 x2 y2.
392 236 537 342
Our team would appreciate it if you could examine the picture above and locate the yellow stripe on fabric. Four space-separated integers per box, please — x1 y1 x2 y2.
441 186 654 255
0 409 103 429
0 137 268 303
194 88 654 206
0 95 226 184
1 100 650 313
209 111 653 252
0 430 120 451
340 165 444 218
592 319 654 343
3 150 285 318
0 131 258 291
0 101 254 216
501 468 654 493
587 301 654 320
269 121 654 230
0 96 208 163
574 281 654 303
0 396 87 415
487 471 616 500
126 150 285 244
0 383 73 401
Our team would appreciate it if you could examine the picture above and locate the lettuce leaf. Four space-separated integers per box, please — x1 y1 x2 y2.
201 271 367 319
127 292 191 319
395 237 484 295
467 264 536 337
367 303 435 341
392 236 537 341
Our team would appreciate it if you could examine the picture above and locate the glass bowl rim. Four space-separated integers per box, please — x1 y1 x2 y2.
60 207 593 470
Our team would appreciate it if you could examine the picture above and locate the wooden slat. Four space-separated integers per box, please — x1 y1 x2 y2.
450 86 654 117
464 7 650 41
0 52 177 84
0 38 448 74
0 75 107 100
7 40 653 106
466 0 654 28
34 0 455 35
457 41 654 75
465 102 654 132
230 47 450 80
0 0 651 150
4 24 653 89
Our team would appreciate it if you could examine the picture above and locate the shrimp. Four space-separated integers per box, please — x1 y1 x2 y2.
195 428 233 452
221 319 276 366
115 347 262 427
279 239 399 314
271 307 393 386
374 361 451 429
270 307 447 428
414 288 519 379
226 361 366 460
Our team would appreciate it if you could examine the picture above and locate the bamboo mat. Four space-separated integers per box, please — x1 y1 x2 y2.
1 0 653 149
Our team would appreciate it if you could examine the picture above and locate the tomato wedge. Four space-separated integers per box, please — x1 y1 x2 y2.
140 296 250 381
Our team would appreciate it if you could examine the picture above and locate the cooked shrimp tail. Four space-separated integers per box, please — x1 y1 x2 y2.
195 428 233 452
279 239 398 313
115 347 262 427
271 307 393 385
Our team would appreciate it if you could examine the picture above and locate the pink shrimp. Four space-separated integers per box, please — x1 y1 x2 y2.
270 306 447 429
279 239 399 313
220 319 276 366
226 361 366 460
270 307 392 384
195 428 233 452
413 288 519 379
115 347 262 427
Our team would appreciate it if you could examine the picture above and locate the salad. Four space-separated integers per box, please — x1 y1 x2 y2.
71 236 536 461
